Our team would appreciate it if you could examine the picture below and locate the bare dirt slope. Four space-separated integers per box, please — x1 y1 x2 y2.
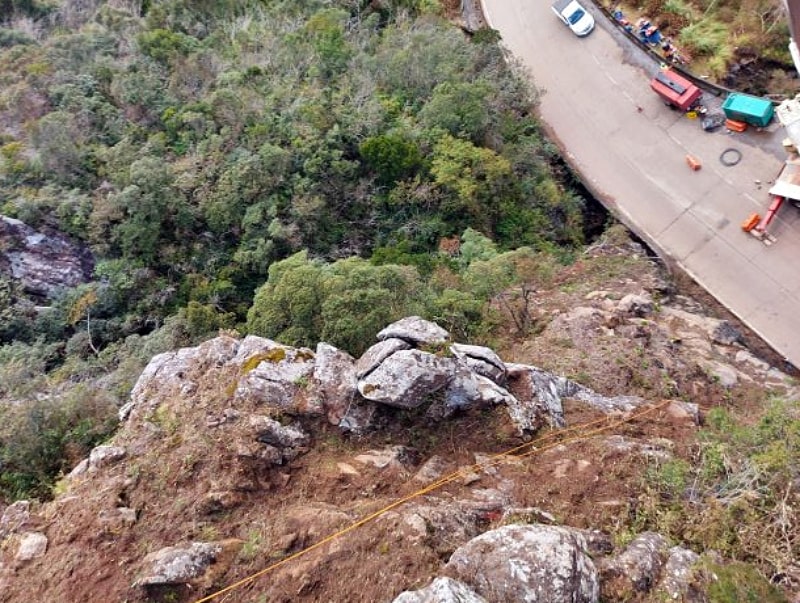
1 227 796 603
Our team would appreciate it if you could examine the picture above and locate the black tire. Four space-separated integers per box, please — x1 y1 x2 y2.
720 148 742 167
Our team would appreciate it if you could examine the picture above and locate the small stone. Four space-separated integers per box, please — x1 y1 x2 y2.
15 532 48 561
337 462 360 476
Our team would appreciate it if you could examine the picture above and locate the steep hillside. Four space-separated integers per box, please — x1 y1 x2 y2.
1 230 796 603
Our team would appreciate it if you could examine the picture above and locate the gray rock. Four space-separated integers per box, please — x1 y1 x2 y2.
393 577 488 603
134 541 223 586
412 456 452 484
354 445 417 470
338 399 379 434
710 321 741 345
127 347 200 421
617 293 654 316
505 363 569 430
88 445 126 470
700 359 739 387
602 436 673 461
15 532 47 561
355 338 412 379
358 350 454 409
396 497 493 555
234 342 319 415
449 343 506 384
197 491 242 515
98 507 138 532
377 316 450 346
313 343 357 425
0 501 31 540
601 532 668 592
445 367 517 414
125 336 240 422
444 524 599 603
67 458 89 478
248 416 309 449
0 215 93 298
117 507 138 527
657 546 700 600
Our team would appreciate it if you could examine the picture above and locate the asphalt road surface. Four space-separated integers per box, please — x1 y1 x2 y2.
481 0 800 369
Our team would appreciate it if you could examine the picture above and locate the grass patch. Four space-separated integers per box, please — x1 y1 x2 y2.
696 559 788 603
631 399 799 588
679 19 730 56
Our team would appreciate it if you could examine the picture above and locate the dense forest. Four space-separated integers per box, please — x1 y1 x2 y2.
0 0 593 500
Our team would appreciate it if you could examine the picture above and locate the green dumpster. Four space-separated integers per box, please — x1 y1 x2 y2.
722 93 774 127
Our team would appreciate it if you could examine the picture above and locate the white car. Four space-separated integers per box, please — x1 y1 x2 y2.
551 0 595 36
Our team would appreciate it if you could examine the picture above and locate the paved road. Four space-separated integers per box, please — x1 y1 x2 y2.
482 0 800 368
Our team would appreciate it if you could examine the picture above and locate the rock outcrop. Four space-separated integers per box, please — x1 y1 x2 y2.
393 577 487 603
443 524 600 602
4 281 794 603
122 317 684 441
0 215 93 298
134 540 236 587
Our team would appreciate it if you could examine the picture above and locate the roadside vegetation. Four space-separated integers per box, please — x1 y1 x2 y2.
637 398 799 595
607 0 795 94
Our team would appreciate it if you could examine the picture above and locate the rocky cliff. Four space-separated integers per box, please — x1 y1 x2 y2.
0 215 93 299
0 234 796 603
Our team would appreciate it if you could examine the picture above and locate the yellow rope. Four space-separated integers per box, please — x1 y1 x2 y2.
192 399 673 602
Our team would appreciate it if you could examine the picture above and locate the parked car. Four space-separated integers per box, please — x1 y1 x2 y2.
551 0 595 36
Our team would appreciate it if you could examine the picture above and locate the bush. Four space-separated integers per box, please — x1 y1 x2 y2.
679 19 729 57
0 386 118 501
0 28 35 48
636 399 800 586
697 559 788 603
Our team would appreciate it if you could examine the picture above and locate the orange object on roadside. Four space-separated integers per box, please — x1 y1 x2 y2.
725 119 747 132
741 213 760 232
685 154 702 171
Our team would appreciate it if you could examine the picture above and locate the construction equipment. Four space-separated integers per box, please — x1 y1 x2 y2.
722 93 775 128
742 196 782 245
649 67 703 112
740 95 800 245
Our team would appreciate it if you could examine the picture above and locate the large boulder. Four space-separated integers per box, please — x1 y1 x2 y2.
444 524 599 603
134 540 240 587
600 532 668 593
656 546 700 600
377 317 450 346
122 335 240 421
505 364 570 429
358 349 454 409
244 415 310 465
444 367 516 414
248 416 309 449
355 338 412 378
234 339 319 415
312 343 357 425
449 344 506 385
70 444 127 478
0 215 93 299
387 489 509 556
393 577 487 603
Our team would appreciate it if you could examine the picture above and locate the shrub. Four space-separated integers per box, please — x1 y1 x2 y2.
696 559 788 603
679 19 730 57
0 385 118 501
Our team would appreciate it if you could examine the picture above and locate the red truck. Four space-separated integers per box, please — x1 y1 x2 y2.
649 68 703 112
